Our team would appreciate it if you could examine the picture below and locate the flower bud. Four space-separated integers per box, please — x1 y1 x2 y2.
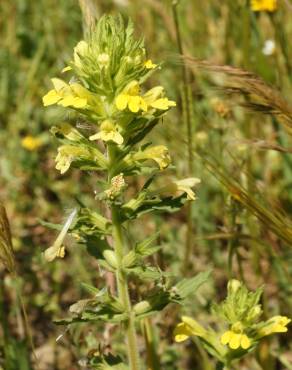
247 305 262 322
133 300 151 315
227 279 241 295
103 250 118 269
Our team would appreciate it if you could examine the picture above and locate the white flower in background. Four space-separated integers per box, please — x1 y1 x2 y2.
262 40 275 56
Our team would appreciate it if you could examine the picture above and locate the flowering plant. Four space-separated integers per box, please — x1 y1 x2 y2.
42 14 205 369
174 279 290 368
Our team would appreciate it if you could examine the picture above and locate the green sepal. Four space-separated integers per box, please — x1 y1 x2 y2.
122 233 161 267
133 271 211 320
73 208 112 236
54 289 127 325
173 270 212 301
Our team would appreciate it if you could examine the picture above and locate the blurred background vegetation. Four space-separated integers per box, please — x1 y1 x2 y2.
0 0 292 369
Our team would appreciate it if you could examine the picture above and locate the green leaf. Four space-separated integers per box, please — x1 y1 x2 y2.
122 195 187 221
38 219 63 231
174 270 212 301
135 232 161 257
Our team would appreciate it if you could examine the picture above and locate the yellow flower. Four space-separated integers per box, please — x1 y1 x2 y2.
257 316 291 337
44 209 77 262
42 78 88 109
221 330 251 350
116 81 148 113
174 316 207 342
89 120 124 145
153 177 201 200
133 145 171 170
21 135 43 151
144 59 157 69
116 81 176 113
143 86 176 111
55 145 91 174
251 0 277 12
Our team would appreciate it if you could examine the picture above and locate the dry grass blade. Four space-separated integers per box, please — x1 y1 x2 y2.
228 138 292 153
182 56 292 133
202 156 292 247
0 203 16 273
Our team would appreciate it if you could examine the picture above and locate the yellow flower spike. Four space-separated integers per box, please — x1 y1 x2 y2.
90 120 124 145
21 135 43 151
144 59 157 69
251 0 277 12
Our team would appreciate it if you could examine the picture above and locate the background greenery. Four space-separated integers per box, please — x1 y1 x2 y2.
0 0 291 369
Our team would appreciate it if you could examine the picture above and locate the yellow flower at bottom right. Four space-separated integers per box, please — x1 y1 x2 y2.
251 0 277 12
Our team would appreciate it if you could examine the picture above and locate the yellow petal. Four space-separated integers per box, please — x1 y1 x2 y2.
144 59 157 69
181 316 206 337
229 333 241 350
51 78 68 92
140 97 148 112
59 96 87 108
128 96 141 113
150 98 176 110
221 331 232 345
72 97 87 108
241 334 251 349
116 94 129 110
42 90 61 106
173 323 192 343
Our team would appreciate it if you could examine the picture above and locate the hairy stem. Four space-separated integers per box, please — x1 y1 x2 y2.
108 147 140 370
111 208 140 370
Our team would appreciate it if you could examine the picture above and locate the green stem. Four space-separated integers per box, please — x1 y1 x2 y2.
108 146 140 370
111 208 140 370
142 318 161 370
